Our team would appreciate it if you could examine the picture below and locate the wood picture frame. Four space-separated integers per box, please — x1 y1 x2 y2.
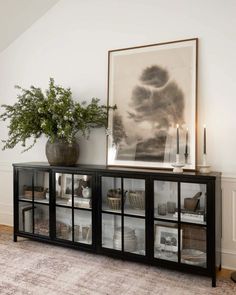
107 38 198 170
155 224 182 252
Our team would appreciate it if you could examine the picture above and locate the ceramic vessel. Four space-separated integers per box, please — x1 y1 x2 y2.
82 186 91 198
46 138 79 166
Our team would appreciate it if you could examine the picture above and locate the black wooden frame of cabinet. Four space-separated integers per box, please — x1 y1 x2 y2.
96 172 151 264
13 163 221 287
51 168 97 251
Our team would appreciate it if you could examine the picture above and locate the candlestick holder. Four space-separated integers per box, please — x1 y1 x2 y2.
172 154 185 173
198 153 211 173
184 153 189 165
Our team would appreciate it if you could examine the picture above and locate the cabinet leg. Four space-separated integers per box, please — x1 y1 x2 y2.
219 264 222 271
13 234 17 242
212 275 216 287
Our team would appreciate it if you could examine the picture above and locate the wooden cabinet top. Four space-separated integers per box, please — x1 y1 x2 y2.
13 162 221 181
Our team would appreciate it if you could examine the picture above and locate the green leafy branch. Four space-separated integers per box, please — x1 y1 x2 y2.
0 78 116 151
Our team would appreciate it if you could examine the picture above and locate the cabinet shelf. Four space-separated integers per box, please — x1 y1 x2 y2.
180 219 206 226
154 215 206 226
102 204 145 217
102 239 146 256
155 213 178 222
18 198 33 203
56 204 92 211
154 251 178 262
56 199 92 209
155 217 178 224
101 210 146 219
13 162 221 287
19 197 49 205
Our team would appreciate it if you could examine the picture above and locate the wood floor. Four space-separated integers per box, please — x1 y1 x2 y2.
0 224 12 234
0 225 233 280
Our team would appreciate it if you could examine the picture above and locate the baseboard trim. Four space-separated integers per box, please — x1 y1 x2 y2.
0 212 13 226
222 248 236 256
221 248 236 270
0 202 13 226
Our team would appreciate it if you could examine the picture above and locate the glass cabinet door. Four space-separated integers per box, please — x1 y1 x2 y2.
154 180 178 221
74 210 92 244
124 178 145 217
102 214 122 250
18 169 50 237
18 169 33 202
101 176 146 256
55 172 93 244
153 179 208 268
154 179 178 261
180 183 206 225
181 224 207 268
55 173 92 209
180 182 207 268
56 207 72 241
102 176 122 213
154 221 178 262
124 217 145 255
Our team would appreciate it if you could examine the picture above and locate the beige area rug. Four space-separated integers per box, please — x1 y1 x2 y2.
0 233 235 295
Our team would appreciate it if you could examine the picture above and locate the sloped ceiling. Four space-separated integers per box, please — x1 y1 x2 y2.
0 0 60 52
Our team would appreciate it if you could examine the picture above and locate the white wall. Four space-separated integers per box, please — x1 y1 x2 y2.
0 0 236 268
0 0 236 172
0 0 59 52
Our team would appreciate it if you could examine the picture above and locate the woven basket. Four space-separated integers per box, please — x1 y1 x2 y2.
56 223 72 240
23 186 46 200
107 197 122 210
107 189 122 199
128 191 145 210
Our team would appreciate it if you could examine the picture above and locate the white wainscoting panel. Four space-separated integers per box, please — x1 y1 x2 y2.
0 162 13 226
233 191 236 242
221 176 236 270
0 161 236 269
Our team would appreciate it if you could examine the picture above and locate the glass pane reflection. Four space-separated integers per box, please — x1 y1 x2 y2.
102 213 121 250
154 181 178 221
181 224 207 268
154 221 178 262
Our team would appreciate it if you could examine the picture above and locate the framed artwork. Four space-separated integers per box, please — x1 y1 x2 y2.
59 174 91 198
107 38 198 170
60 174 73 198
155 225 182 252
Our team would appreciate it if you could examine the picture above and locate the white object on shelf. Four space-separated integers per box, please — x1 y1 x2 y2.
198 154 211 173
67 197 91 208
172 154 185 173
181 249 206 266
173 212 204 222
82 186 91 198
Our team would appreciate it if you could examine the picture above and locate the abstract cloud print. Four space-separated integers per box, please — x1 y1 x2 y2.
108 40 197 169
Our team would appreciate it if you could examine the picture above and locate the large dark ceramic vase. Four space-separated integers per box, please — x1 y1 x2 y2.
46 138 79 166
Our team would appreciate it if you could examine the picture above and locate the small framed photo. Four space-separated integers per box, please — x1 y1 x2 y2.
155 225 182 252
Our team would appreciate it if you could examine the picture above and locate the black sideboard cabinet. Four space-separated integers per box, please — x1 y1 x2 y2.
13 162 222 287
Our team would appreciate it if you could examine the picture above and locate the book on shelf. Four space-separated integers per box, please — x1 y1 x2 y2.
74 197 91 208
173 210 205 222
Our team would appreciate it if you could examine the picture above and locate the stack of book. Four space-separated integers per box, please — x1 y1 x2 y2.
173 210 205 223
67 197 91 208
